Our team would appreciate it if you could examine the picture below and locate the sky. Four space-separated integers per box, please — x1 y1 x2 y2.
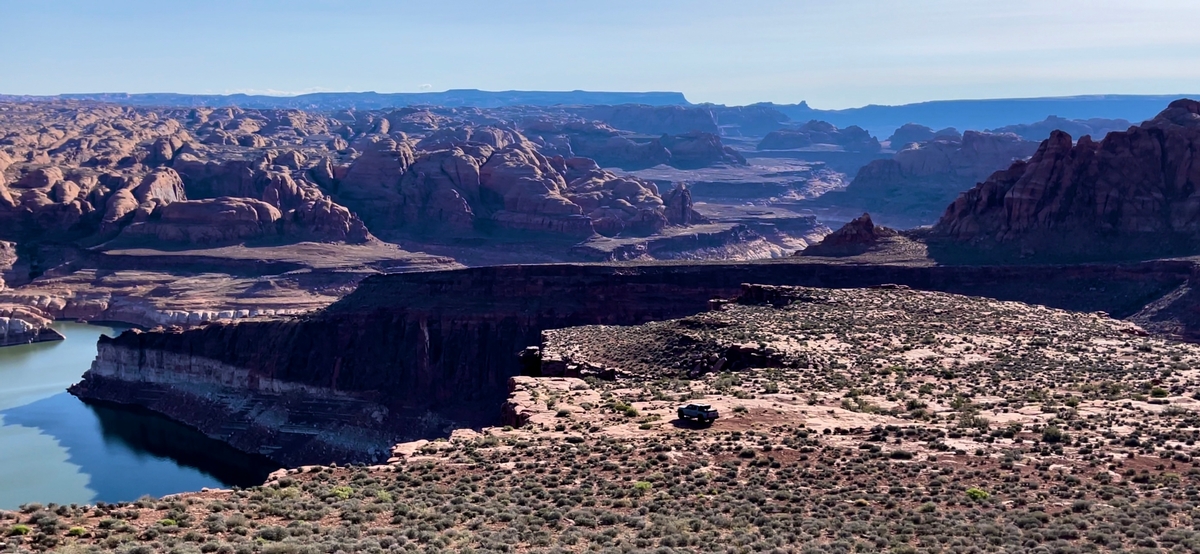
2 0 1199 109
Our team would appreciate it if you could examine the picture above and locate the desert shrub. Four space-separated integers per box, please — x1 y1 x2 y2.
256 526 288 541
1042 426 1066 443
965 487 990 501
7 524 31 536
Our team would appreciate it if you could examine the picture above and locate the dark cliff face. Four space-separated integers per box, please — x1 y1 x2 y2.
100 259 1199 397
934 99 1200 260
76 258 1200 465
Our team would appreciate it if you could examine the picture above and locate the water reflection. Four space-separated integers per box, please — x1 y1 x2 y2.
0 323 277 509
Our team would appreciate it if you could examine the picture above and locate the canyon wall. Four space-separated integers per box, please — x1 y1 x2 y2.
73 259 1199 465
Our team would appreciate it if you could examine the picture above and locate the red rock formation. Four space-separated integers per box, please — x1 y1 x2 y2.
663 183 707 226
659 131 747 169
134 168 187 204
799 213 896 256
934 99 1200 258
809 131 1040 227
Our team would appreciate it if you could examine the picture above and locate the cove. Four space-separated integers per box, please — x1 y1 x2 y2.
0 322 277 509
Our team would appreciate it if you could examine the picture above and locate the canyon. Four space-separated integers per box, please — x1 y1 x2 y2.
9 95 1200 472
71 255 1200 466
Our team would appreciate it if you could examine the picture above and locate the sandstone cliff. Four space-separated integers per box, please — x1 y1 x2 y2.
806 131 1039 227
0 303 63 347
934 99 1200 260
70 258 1200 464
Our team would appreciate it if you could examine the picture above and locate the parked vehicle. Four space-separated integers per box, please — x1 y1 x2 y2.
677 403 720 424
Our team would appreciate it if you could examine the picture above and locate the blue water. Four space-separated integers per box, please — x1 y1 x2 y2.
0 322 275 509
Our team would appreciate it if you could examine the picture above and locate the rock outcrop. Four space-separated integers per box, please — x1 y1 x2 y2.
934 99 1200 259
333 135 700 239
886 124 960 148
855 131 1039 189
988 116 1133 143
799 213 896 256
658 132 747 169
807 131 1039 227
522 121 743 170
0 304 64 346
134 168 187 203
758 121 881 153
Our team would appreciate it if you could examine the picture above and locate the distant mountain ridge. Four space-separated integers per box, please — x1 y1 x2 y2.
758 95 1197 136
3 90 1197 137
0 90 691 110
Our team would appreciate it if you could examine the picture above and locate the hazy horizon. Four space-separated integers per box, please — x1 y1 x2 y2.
4 0 1200 109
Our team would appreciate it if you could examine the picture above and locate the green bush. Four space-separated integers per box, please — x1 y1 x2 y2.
7 524 31 536
965 487 990 501
67 526 86 536
1041 426 1066 443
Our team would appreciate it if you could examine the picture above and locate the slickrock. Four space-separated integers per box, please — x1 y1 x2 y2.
133 167 187 203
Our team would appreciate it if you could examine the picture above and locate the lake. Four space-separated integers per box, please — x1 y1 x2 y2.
0 322 277 509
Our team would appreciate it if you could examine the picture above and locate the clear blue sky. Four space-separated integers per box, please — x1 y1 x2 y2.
3 0 1198 109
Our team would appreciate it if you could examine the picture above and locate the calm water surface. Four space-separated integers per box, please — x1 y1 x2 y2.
0 322 276 509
